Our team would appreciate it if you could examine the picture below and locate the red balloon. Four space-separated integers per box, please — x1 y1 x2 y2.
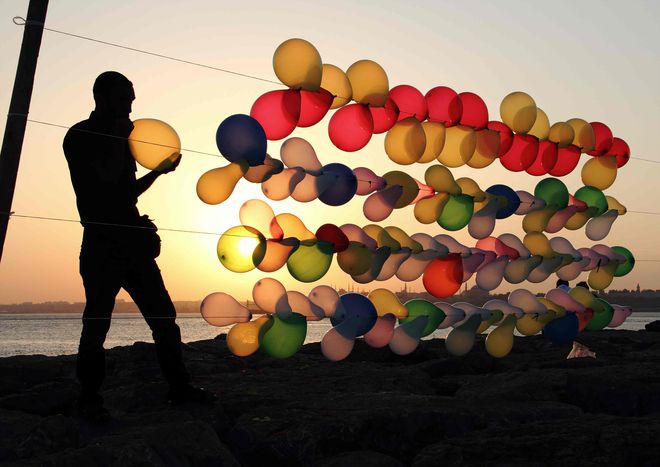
475 237 519 260
425 86 462 126
422 254 463 298
298 88 334 128
605 137 630 168
549 145 581 176
577 308 594 332
328 104 374 152
315 224 349 253
526 140 558 176
587 122 614 156
487 121 514 156
370 97 399 134
499 134 538 172
250 89 300 140
389 84 427 122
458 92 488 130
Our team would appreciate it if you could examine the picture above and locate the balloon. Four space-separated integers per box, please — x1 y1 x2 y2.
345 59 389 107
250 89 300 140
566 118 595 152
526 141 558 176
128 119 181 171
367 288 408 318
422 254 463 298
485 315 516 358
196 161 248 204
542 313 578 345
328 103 373 151
252 278 291 316
370 97 399 134
314 224 349 253
527 108 550 140
272 212 314 240
384 117 426 165
549 145 581 176
286 290 324 320
414 193 449 224
581 155 617 190
587 122 614 156
216 114 267 166
611 246 634 276
445 314 481 356
487 121 514 156
286 240 333 282
585 210 618 241
458 92 488 130
467 129 500 168
389 84 427 121
534 178 569 210
320 64 352 109
364 314 396 348
500 92 537 133
354 167 386 195
321 318 357 361
309 285 342 318
400 299 445 336
217 226 266 273
318 163 358 206
548 122 575 148
608 305 633 328
261 167 305 201
605 137 631 168
437 125 476 167
500 134 538 172
227 316 270 357
290 172 334 202
437 194 474 231
272 38 322 91
476 257 507 290
574 186 608 216
243 154 283 184
363 185 403 222
468 198 498 239
435 303 465 328
239 199 276 237
508 288 546 314
584 298 614 331
337 242 373 276
200 292 251 327
382 171 419 208
298 88 333 127
260 312 307 358
515 313 545 336
425 165 461 195
425 86 462 126
331 293 378 336
486 184 520 219
389 316 429 356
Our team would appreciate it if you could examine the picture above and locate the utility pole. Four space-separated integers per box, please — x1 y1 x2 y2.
0 0 49 264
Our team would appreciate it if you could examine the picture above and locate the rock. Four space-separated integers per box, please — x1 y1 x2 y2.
645 320 660 332
314 450 405 467
0 381 78 416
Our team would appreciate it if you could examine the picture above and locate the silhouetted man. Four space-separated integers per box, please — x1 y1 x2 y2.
63 71 212 418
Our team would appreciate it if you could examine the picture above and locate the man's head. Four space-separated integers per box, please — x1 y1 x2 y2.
93 71 135 118
556 279 569 288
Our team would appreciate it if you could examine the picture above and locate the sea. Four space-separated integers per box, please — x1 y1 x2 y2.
0 312 658 358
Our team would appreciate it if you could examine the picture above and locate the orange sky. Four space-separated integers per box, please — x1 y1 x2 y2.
0 0 659 304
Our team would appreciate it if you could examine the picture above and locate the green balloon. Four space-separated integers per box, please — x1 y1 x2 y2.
437 194 474 231
260 312 307 358
612 246 635 277
286 240 333 282
534 178 568 210
585 298 614 331
574 186 608 216
400 299 445 337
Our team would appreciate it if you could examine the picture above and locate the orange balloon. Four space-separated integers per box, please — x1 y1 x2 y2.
422 254 463 298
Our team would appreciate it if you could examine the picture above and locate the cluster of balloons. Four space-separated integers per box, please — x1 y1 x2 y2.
216 198 634 294
200 277 633 360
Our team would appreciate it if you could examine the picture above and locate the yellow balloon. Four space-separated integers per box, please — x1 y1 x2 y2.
456 177 487 205
384 226 422 253
486 315 516 357
418 122 446 163
588 263 616 290
467 129 500 169
523 232 554 258
515 314 545 336
606 195 626 214
500 92 537 134
437 125 476 167
196 162 248 205
564 210 592 230
321 64 352 109
581 155 618 190
383 171 419 208
527 108 550 140
363 224 401 251
217 226 266 273
367 288 408 318
569 286 595 307
414 193 449 224
128 119 181 171
227 316 271 357
538 297 565 318
345 59 389 107
384 117 427 165
548 122 575 148
566 118 595 153
424 165 461 195
273 213 315 240
272 38 322 91
522 207 554 233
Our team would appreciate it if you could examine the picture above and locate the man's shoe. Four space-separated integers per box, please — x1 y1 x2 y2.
167 385 217 406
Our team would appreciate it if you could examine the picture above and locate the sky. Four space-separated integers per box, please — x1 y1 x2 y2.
0 0 659 304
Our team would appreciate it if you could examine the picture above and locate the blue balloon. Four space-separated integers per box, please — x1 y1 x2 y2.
542 312 579 345
331 293 377 337
216 114 267 166
486 184 520 219
318 163 357 206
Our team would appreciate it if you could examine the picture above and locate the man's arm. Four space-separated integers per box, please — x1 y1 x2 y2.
136 154 182 197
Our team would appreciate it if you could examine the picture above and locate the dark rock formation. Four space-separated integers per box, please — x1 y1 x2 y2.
1 330 659 466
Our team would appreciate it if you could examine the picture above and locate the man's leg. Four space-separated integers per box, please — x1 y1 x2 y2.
123 257 190 390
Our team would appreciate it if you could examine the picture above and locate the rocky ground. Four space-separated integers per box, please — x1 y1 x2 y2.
1 325 660 467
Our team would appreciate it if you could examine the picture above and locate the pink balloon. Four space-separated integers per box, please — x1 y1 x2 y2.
500 134 538 172
526 140 558 176
250 89 300 140
328 103 374 152
364 314 396 348
298 88 333 127
549 145 581 176
458 92 488 130
390 85 427 122
370 97 399 134
425 86 462 126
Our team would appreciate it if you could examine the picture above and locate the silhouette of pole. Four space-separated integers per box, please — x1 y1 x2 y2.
0 0 49 264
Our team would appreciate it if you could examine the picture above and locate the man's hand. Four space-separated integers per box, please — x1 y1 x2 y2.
161 153 182 174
